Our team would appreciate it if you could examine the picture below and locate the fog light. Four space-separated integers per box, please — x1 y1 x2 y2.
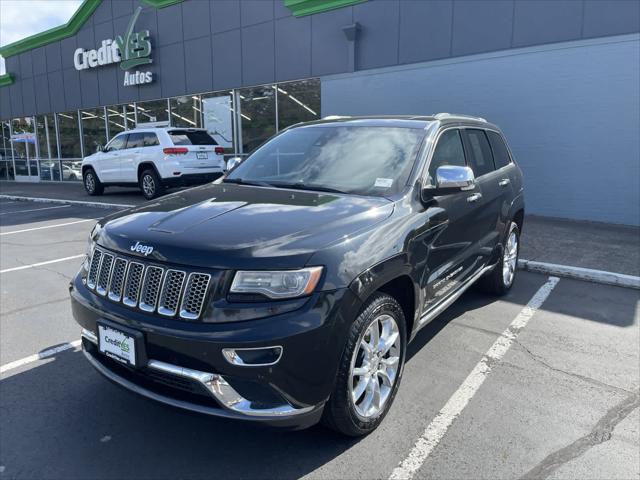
222 346 282 366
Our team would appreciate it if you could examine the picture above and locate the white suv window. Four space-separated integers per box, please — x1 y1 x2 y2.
105 134 127 152
168 130 217 145
126 133 145 149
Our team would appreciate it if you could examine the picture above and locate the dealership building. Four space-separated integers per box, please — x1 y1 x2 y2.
0 0 638 225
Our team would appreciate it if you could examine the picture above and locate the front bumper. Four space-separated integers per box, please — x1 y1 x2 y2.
70 275 361 428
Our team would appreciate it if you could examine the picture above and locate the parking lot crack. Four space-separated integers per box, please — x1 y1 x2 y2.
513 340 634 395
519 389 640 480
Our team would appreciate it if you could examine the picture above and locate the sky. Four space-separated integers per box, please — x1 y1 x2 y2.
0 0 83 74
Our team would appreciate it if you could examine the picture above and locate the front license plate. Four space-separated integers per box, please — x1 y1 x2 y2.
196 152 208 159
98 325 136 367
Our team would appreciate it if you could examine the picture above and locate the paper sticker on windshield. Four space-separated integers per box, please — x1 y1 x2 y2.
374 178 393 188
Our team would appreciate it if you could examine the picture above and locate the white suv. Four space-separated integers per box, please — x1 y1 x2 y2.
82 127 225 199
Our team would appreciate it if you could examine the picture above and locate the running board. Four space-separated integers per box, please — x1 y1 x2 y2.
416 264 494 331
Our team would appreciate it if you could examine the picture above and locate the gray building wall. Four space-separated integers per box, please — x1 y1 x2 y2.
322 35 640 226
2 0 639 120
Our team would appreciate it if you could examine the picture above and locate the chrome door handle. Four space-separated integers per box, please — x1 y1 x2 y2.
498 178 510 187
467 193 482 203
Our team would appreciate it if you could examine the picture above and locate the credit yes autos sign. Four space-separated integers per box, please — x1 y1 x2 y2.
73 7 153 87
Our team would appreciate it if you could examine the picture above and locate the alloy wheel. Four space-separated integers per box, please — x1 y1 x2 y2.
349 313 401 419
142 175 155 197
85 173 95 193
502 227 518 287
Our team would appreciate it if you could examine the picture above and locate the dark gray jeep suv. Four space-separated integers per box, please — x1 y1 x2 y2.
71 113 524 436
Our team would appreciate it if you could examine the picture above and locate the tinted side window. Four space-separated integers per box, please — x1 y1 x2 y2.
126 133 145 149
428 129 466 183
464 129 494 177
106 134 127 151
487 131 511 169
143 132 159 147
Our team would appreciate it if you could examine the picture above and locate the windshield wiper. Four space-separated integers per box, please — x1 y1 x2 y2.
267 182 348 195
222 178 273 188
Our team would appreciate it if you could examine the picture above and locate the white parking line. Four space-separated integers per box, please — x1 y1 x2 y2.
0 218 94 236
0 254 85 274
0 340 81 376
389 276 560 480
0 204 71 216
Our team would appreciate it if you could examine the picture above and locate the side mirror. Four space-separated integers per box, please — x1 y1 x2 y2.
225 156 243 172
423 165 475 197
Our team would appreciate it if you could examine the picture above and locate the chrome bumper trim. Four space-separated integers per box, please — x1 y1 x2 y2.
82 328 98 344
81 329 313 418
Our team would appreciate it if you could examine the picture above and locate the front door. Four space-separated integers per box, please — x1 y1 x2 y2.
99 134 128 182
418 128 487 314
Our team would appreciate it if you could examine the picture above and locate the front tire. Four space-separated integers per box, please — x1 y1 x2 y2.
83 168 103 196
478 221 520 295
322 293 407 436
139 168 165 200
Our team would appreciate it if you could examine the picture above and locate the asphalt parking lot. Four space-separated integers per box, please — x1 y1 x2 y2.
0 197 638 480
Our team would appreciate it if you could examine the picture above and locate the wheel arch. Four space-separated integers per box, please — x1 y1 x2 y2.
137 162 161 180
349 254 419 338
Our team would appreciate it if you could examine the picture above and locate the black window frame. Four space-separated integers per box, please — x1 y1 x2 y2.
486 130 512 170
461 128 496 178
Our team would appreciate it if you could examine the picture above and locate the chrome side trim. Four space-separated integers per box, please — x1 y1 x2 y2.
417 264 494 330
222 346 283 367
146 359 314 417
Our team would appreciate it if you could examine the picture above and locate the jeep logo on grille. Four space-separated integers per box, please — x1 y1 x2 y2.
130 241 154 256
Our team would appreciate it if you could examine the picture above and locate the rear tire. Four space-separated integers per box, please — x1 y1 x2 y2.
139 168 165 200
83 168 103 196
478 221 520 295
322 293 406 436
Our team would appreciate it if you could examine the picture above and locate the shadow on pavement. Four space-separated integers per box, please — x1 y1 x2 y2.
0 350 360 480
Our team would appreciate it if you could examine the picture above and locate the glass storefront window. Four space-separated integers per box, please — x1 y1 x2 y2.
57 111 81 159
201 91 234 153
1 121 14 180
238 86 276 154
107 105 126 139
81 108 107 157
169 96 202 129
277 79 320 131
125 104 136 129
136 99 169 124
36 114 59 180
61 159 83 181
11 117 38 177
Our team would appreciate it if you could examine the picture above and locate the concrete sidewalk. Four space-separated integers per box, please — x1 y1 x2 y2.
2 180 639 277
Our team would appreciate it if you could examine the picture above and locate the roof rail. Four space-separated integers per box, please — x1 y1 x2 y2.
322 115 351 120
433 113 487 123
136 121 170 128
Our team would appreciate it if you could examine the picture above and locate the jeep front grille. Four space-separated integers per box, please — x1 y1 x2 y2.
86 247 211 320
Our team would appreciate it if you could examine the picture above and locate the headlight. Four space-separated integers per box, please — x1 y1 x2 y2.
83 223 100 270
230 267 323 299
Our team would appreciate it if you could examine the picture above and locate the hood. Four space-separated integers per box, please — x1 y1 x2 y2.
97 183 394 269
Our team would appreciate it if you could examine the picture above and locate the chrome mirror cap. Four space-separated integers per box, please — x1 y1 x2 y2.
435 165 476 190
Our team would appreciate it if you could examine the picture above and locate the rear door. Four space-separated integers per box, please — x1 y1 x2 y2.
167 129 224 169
420 128 487 312
461 128 502 252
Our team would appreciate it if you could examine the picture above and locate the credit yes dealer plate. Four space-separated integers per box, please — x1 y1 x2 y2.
196 152 208 159
98 324 136 367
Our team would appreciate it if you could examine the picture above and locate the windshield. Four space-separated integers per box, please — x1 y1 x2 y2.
225 125 425 196
169 130 217 145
